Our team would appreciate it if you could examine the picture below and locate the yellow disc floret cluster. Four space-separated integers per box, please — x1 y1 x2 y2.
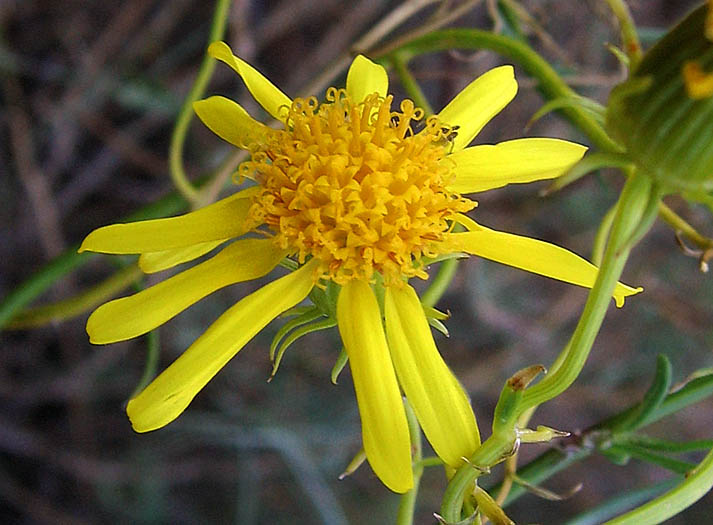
241 87 476 284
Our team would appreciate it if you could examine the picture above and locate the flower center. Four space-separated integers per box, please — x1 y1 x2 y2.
241 88 475 284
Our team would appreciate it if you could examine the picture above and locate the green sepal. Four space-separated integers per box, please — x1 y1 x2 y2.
269 307 322 361
423 305 450 321
492 365 545 433
308 280 340 318
529 95 606 129
541 151 633 195
330 348 349 385
433 512 478 525
605 43 630 68
427 317 450 337
269 317 337 380
424 304 450 336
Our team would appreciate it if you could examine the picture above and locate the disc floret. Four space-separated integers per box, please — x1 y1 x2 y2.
242 88 475 284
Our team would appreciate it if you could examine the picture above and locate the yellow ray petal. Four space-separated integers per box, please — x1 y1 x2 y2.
448 227 642 307
437 65 518 151
337 280 413 493
384 284 480 466
88 239 287 344
127 259 318 432
79 187 259 254
193 96 268 149
138 240 227 274
346 55 388 103
208 41 292 122
447 138 587 194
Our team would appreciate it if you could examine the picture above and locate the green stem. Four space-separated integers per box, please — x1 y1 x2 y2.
168 0 231 205
0 191 186 331
389 53 434 115
379 29 620 152
440 433 515 522
519 170 652 411
440 378 525 521
592 203 618 266
489 370 713 508
396 399 423 525
440 170 654 522
420 258 459 308
658 201 713 250
421 224 465 308
130 329 160 399
604 0 643 69
5 263 143 328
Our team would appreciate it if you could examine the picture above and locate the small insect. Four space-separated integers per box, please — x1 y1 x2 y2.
396 116 459 137
440 125 460 144
431 124 460 151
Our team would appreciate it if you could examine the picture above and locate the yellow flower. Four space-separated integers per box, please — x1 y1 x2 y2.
80 43 642 493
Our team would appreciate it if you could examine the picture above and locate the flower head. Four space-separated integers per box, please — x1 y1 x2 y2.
80 43 641 493
607 2 713 192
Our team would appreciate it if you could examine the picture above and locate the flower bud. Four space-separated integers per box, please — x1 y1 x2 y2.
606 3 713 194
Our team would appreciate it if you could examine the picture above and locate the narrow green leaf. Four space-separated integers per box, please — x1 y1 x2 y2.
623 435 713 454
0 190 186 330
563 478 679 525
7 264 143 329
604 447 713 524
606 444 695 475
613 354 672 432
600 446 631 466
601 371 713 431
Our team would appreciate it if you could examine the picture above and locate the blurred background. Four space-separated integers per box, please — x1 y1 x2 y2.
1 0 712 523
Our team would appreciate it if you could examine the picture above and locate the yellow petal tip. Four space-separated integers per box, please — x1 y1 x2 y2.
126 400 155 434
497 64 515 76
388 478 414 494
78 231 99 253
614 286 643 308
207 40 230 59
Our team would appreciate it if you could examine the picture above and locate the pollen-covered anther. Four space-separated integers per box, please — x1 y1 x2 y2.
242 88 475 284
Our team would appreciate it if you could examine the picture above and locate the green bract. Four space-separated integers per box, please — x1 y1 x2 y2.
606 3 713 194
